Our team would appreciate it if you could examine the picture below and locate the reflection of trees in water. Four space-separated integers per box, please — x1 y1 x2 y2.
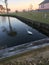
7 17 17 37
2 17 17 37
4 0 17 36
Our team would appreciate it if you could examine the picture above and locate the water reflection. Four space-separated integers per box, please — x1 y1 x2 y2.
0 16 48 49
2 17 17 37
1 16 6 23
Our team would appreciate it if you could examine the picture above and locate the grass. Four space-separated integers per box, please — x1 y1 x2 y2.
0 11 49 24
12 11 49 24
0 45 49 65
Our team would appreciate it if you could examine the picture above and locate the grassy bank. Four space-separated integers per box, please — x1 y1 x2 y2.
12 12 49 24
0 11 49 24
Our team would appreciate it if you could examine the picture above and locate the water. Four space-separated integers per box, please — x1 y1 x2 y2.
0 16 48 49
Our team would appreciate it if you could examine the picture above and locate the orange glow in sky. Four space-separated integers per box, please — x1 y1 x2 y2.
0 0 44 11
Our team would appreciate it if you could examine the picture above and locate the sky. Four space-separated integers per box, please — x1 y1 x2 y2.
0 0 44 11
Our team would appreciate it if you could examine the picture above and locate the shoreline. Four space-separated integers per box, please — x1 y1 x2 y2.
0 43 49 64
0 38 49 60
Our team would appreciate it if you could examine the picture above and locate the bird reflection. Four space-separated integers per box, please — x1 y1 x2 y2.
2 17 17 37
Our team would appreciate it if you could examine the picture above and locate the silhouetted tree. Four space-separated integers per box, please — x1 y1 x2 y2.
15 10 18 13
23 9 26 12
4 0 8 13
1 0 17 37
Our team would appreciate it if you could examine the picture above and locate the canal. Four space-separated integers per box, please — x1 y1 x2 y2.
0 16 48 59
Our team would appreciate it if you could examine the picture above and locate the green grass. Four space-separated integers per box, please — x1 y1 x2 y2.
0 11 49 24
12 11 49 24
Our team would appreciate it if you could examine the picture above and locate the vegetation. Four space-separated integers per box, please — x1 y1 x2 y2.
12 11 49 24
4 0 8 13
1 58 49 65
0 45 49 65
0 10 49 24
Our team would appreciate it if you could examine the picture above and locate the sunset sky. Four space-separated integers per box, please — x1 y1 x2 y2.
0 0 44 11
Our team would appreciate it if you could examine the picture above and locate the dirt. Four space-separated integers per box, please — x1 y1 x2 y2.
0 45 49 65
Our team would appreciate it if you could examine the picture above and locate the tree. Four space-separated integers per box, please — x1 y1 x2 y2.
15 10 18 13
4 0 8 13
22 9 26 12
0 0 9 13
2 0 8 13
0 0 8 13
1 0 17 37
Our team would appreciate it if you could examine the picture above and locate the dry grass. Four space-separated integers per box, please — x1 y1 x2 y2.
0 45 49 65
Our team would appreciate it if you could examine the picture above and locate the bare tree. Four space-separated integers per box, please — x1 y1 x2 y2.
1 0 8 13
4 0 8 13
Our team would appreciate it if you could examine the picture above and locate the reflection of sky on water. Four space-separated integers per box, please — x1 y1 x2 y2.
0 16 48 59
0 16 48 49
